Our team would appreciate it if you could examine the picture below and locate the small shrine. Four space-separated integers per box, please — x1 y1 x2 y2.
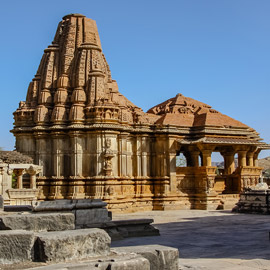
0 151 42 205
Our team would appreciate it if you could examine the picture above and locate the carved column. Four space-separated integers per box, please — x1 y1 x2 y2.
202 150 212 167
49 132 67 199
254 150 261 167
190 150 200 167
238 150 247 167
223 152 235 174
247 152 254 167
26 166 41 189
14 169 25 189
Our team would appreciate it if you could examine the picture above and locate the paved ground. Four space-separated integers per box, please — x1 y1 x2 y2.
112 210 270 270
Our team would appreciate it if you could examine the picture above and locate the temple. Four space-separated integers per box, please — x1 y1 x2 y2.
12 14 269 212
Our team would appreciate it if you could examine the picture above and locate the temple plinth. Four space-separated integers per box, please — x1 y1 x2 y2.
12 14 269 212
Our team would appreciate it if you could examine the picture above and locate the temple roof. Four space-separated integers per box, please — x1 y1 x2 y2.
147 93 250 129
13 14 155 127
0 151 33 164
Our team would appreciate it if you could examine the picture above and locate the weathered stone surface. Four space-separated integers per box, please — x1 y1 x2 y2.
81 219 159 240
75 208 111 228
32 199 111 228
114 245 179 270
34 228 111 262
33 199 107 212
33 199 74 211
0 213 75 231
0 230 35 264
25 253 150 270
110 219 159 239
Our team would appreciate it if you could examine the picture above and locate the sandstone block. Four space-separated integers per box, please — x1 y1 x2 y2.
0 230 35 264
114 244 179 270
33 199 74 212
35 228 111 262
0 213 75 231
33 199 107 212
75 208 111 228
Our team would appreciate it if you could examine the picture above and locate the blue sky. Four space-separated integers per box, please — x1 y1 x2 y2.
0 0 269 160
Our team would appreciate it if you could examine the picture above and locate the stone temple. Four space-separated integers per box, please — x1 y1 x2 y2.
12 14 269 212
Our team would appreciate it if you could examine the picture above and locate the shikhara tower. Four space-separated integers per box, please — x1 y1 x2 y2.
12 14 269 211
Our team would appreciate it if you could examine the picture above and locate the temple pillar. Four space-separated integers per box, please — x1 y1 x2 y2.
202 150 212 167
247 152 254 167
14 169 25 189
223 152 235 174
26 166 42 190
30 174 36 189
253 150 261 167
238 150 247 167
190 150 200 167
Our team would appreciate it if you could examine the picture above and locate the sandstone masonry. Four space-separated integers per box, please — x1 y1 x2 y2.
12 13 269 212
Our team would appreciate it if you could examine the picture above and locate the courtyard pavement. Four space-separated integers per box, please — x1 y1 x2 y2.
112 210 270 270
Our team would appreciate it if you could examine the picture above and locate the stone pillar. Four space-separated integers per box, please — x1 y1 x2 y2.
30 174 36 189
223 152 235 174
202 150 212 167
247 152 254 167
238 150 247 167
14 169 24 189
27 166 39 189
253 151 260 167
190 151 200 167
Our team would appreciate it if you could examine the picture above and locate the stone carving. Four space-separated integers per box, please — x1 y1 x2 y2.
103 138 114 176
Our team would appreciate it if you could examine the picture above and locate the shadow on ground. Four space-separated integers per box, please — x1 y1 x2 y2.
112 211 270 261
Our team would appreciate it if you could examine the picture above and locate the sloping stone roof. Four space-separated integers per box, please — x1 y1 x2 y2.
147 93 249 128
0 151 33 164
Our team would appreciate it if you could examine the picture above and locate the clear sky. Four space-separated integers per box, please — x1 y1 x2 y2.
0 0 269 160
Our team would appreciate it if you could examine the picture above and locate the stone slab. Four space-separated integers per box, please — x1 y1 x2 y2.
25 253 150 270
34 228 111 262
0 230 35 264
82 219 160 240
110 219 160 239
0 213 75 231
114 245 179 270
75 208 111 228
33 199 107 212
